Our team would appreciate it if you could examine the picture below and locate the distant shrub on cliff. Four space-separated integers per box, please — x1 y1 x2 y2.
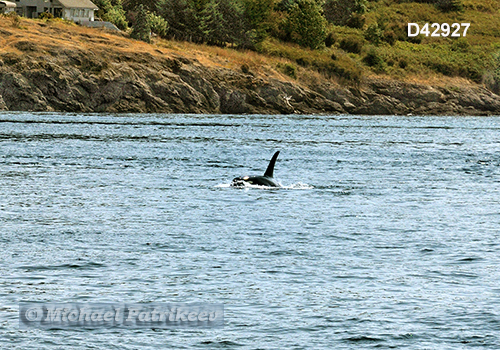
435 0 464 12
339 35 363 54
363 47 386 72
148 12 168 38
484 51 500 94
277 62 297 79
38 12 54 20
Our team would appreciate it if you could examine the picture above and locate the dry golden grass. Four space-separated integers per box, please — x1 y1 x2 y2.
0 16 312 85
0 14 485 91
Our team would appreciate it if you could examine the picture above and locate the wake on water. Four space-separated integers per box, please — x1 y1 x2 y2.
215 182 313 190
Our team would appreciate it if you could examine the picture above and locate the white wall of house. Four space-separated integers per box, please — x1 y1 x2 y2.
14 0 95 21
64 7 94 22
14 0 49 18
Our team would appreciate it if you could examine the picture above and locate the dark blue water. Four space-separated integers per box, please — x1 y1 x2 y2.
1 113 499 349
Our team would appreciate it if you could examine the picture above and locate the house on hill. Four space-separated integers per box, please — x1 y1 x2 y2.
0 1 16 13
13 0 98 22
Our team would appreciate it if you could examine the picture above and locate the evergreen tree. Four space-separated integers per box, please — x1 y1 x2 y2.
218 0 251 47
200 0 226 45
199 0 249 47
122 0 158 13
158 0 202 42
131 4 151 43
93 0 112 19
283 0 327 49
242 0 275 39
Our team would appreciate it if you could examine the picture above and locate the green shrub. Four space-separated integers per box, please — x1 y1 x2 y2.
148 12 168 38
429 60 457 76
451 38 470 52
383 30 397 45
364 23 383 45
325 32 335 48
94 0 128 30
103 6 128 30
4 11 21 28
346 13 365 29
323 59 362 84
436 0 463 12
277 62 297 78
363 47 386 72
492 51 500 91
295 57 310 67
398 58 408 69
257 38 362 85
38 12 54 20
339 35 363 54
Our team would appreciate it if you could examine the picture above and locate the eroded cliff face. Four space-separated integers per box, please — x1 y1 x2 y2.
0 47 342 115
0 20 499 115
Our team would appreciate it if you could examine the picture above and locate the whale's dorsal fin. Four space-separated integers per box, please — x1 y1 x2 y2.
264 151 280 178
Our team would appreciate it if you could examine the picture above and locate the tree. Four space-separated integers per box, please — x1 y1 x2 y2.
242 0 275 39
199 0 250 46
200 0 226 45
122 0 158 13
283 0 327 49
158 0 202 42
130 4 151 43
217 0 251 47
103 5 128 30
93 0 128 30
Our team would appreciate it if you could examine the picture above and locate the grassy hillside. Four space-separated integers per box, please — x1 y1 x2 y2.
0 15 291 82
255 0 500 90
1 13 499 115
0 14 359 95
1 0 499 95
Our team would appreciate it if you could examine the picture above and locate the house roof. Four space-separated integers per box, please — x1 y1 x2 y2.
55 0 98 9
0 1 17 8
80 21 120 31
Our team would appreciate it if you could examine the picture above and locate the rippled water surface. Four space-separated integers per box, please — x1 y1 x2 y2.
1 113 500 349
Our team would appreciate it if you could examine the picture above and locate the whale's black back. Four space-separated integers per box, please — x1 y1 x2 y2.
231 151 281 187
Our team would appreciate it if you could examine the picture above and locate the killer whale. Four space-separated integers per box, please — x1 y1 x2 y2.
231 151 281 187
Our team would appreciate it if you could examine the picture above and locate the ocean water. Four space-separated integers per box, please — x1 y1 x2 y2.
1 112 499 349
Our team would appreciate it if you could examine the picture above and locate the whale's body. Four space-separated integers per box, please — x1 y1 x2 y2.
231 151 281 188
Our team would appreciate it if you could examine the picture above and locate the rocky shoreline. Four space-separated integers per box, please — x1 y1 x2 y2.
0 26 499 115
